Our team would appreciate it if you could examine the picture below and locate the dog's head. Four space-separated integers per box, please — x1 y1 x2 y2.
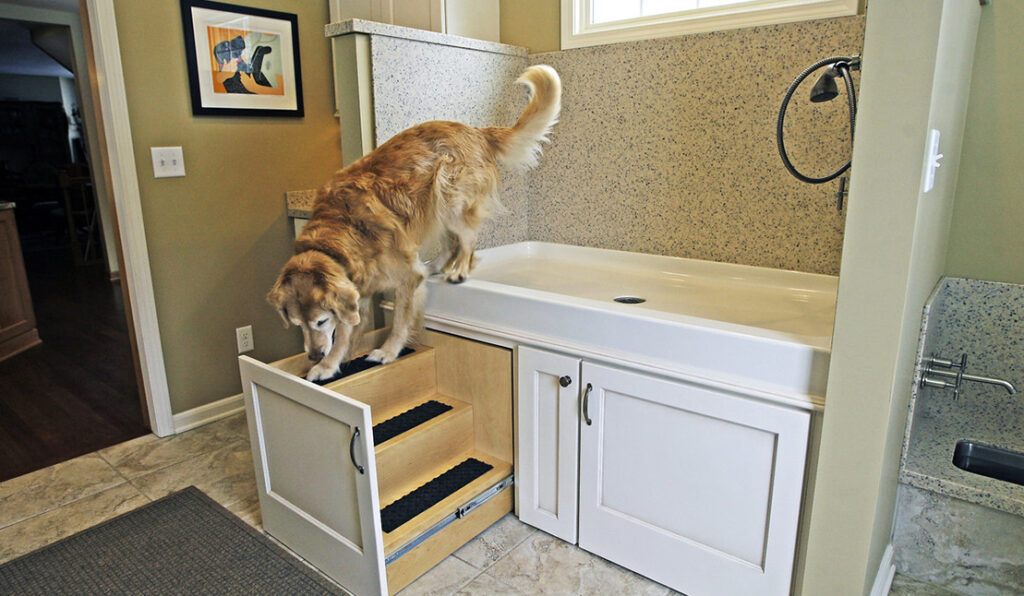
267 251 361 363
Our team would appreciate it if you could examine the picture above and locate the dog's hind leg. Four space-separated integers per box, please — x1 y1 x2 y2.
367 259 427 364
434 161 496 284
427 231 458 275
442 206 483 284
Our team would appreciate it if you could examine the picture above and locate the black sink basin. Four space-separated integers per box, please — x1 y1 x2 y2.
952 440 1024 487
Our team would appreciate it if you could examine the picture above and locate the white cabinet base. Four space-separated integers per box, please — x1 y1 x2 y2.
514 343 811 596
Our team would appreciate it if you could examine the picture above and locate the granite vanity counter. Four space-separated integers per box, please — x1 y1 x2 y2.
285 190 316 219
899 277 1024 517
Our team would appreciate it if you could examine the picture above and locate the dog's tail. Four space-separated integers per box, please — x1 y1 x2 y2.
485 65 561 169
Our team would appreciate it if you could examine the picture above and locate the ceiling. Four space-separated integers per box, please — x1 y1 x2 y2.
0 0 78 78
2 0 78 12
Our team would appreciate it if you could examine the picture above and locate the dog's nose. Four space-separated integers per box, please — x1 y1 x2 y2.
308 350 325 363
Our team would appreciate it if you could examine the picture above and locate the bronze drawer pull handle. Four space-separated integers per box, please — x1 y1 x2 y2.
581 383 593 426
350 426 365 474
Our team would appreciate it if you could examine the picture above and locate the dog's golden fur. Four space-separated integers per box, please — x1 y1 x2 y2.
268 65 561 381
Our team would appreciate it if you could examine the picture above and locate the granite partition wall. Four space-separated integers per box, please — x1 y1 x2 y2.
365 25 530 251
528 16 865 275
893 278 1024 594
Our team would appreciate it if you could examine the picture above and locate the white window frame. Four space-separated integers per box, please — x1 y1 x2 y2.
561 0 859 49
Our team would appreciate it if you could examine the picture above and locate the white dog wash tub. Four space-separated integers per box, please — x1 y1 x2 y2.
425 242 838 405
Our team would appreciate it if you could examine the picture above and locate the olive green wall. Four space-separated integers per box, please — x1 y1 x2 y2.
113 0 341 414
801 2 981 592
945 1 1024 285
499 0 559 53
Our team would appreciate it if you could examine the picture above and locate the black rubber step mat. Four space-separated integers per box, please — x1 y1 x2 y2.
379 458 494 533
311 347 415 385
372 400 454 446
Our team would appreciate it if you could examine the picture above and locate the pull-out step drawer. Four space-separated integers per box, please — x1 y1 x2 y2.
239 329 513 596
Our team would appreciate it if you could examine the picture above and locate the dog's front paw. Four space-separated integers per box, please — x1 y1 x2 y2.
366 348 399 364
306 362 337 382
444 271 467 284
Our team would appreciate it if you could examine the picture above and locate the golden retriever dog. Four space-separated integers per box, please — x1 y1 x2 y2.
268 65 561 381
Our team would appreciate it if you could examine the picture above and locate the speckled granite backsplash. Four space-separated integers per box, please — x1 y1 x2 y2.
334 15 865 274
313 17 865 272
527 16 865 275
893 277 1024 595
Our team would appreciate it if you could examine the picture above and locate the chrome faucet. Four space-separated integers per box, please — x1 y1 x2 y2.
920 353 1017 400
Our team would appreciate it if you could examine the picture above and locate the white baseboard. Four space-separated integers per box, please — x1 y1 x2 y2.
172 393 245 433
870 544 896 596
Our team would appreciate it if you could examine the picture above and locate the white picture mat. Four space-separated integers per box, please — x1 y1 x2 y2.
189 6 298 111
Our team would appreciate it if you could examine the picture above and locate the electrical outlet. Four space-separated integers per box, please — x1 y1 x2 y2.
236 325 254 353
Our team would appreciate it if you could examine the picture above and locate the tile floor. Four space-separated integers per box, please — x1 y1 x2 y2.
888 574 966 596
3 412 958 595
0 412 676 595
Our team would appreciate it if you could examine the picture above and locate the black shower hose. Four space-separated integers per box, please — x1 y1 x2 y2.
776 56 858 184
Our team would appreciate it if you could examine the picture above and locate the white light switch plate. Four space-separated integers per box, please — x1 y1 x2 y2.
923 129 942 193
151 146 186 178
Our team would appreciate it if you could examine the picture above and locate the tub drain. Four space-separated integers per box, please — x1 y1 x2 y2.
613 296 646 304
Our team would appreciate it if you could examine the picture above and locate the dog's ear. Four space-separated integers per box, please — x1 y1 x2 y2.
325 278 361 327
266 273 292 328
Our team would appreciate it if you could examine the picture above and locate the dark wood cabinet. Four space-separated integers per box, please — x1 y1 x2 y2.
0 207 41 361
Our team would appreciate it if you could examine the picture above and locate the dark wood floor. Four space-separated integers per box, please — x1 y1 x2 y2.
0 251 147 482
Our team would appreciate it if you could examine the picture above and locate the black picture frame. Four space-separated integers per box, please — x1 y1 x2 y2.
180 0 304 117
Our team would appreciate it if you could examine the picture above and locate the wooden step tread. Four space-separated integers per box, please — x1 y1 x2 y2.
310 347 416 386
323 344 437 402
371 391 465 427
380 457 493 533
373 394 470 445
382 452 512 555
372 399 454 445
374 394 474 506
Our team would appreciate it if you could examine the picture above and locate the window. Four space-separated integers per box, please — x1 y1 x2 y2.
562 0 859 49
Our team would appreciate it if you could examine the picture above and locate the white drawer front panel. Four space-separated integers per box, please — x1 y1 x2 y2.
240 355 387 596
258 386 364 547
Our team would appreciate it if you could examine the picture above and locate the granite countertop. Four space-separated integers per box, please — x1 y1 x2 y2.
0 202 14 211
901 406 1024 517
899 277 1024 518
286 190 316 218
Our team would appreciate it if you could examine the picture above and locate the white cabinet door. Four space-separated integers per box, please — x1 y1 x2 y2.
240 356 387 596
578 362 810 596
515 345 581 543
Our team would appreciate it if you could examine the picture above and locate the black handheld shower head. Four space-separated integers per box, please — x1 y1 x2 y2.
777 55 860 184
809 67 840 103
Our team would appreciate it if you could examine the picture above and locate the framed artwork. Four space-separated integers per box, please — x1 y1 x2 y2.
180 0 304 117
